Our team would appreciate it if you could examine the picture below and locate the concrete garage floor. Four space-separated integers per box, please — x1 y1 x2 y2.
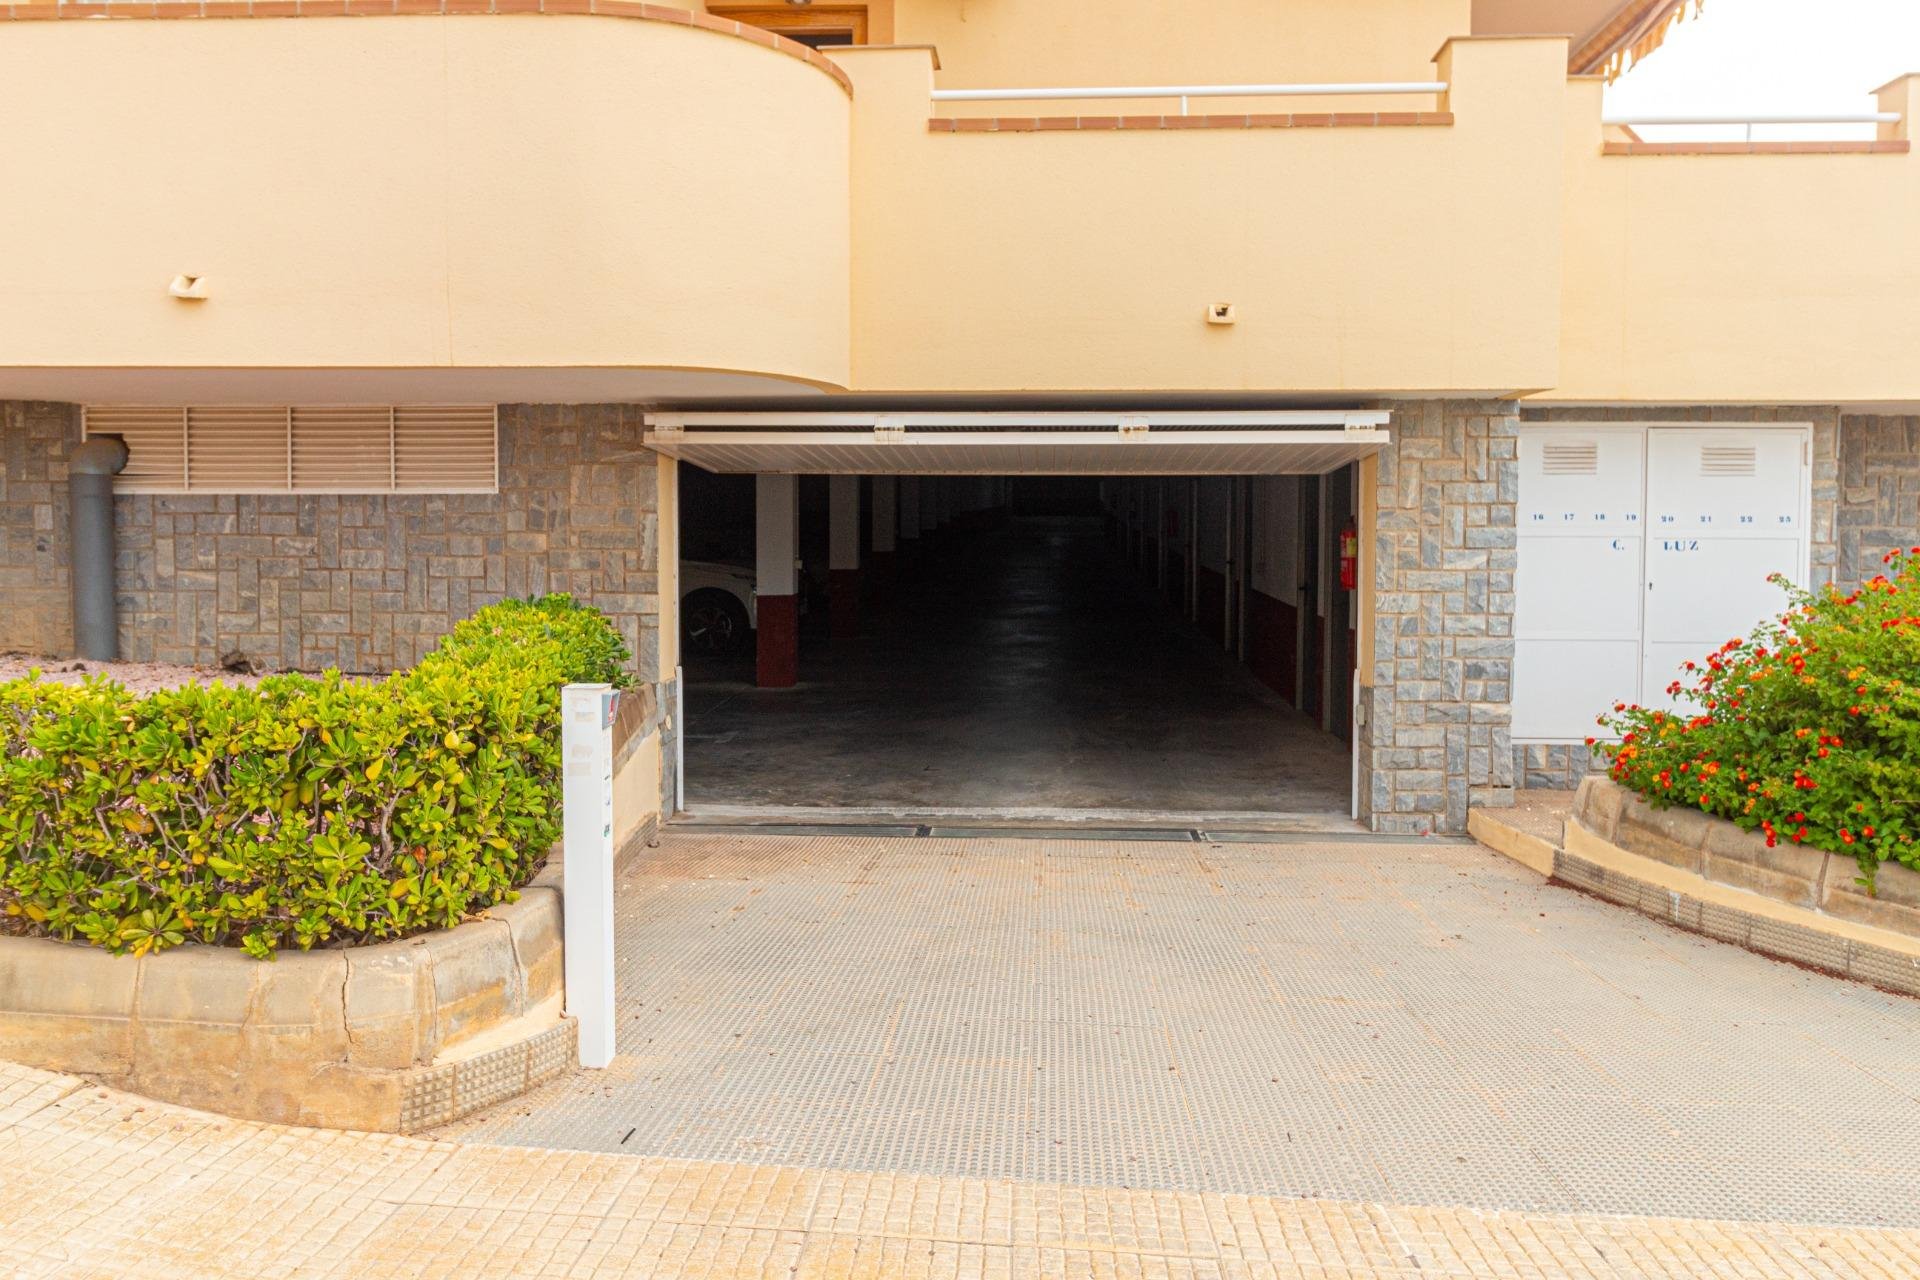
441 830 1920 1227
683 519 1353 820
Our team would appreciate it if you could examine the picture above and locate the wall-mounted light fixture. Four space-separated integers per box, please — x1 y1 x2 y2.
168 273 209 300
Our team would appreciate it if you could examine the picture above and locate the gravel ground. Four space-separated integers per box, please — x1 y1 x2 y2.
0 652 269 693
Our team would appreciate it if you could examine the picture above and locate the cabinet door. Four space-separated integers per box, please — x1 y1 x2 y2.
1642 429 1807 713
1513 427 1646 741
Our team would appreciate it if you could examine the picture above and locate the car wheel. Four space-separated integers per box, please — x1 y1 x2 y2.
683 589 751 657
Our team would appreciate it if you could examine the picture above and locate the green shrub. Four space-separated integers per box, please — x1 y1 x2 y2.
0 594 631 957
1595 550 1920 886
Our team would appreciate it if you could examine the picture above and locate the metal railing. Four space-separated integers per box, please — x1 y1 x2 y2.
930 81 1448 117
1602 111 1901 143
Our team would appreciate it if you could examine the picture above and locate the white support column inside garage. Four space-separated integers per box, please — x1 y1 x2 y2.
872 477 897 557
828 474 862 638
871 476 899 593
754 473 800 689
899 477 922 544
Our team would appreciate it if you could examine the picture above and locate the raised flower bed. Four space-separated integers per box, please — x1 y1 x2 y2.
0 596 651 1130
1566 550 1920 992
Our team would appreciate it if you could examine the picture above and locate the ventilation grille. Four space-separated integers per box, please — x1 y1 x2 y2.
82 407 189 491
1700 444 1758 477
1541 440 1600 476
395 406 497 491
82 406 497 495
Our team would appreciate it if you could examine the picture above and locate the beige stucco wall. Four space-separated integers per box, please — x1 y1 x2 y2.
0 14 850 389
839 38 1566 395
4 11 1919 407
615 730 664 854
1548 75 1920 404
895 0 1469 93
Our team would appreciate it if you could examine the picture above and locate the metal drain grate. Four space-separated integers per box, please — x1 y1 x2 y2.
676 819 1473 846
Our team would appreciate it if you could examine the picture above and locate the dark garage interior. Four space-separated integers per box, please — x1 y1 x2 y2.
676 471 1358 821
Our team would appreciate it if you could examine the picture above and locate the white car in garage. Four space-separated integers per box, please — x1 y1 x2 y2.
681 560 757 657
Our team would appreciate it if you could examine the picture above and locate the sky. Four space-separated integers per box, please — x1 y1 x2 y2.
1603 0 1920 140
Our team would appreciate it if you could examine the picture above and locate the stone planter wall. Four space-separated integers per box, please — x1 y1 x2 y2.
0 860 573 1133
0 683 664 1133
1572 776 1920 940
1552 777 1920 997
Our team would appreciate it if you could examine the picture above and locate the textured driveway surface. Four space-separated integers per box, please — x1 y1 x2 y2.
7 1060 1920 1279
442 831 1920 1228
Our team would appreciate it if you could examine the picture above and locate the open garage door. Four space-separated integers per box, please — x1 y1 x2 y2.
655 410 1387 832
644 410 1390 475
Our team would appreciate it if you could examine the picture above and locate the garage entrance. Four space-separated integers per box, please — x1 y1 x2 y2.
651 411 1387 824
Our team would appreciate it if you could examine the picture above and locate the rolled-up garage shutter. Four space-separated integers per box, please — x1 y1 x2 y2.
643 411 1393 476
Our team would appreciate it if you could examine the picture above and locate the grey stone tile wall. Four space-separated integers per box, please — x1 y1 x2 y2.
0 402 81 656
0 402 662 677
8 398 1910 828
1359 400 1518 835
1838 413 1920 586
1515 742 1595 791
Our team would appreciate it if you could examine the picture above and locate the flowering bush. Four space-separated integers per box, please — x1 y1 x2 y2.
0 595 631 957
1595 550 1920 888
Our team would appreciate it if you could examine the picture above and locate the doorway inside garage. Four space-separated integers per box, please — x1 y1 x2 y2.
655 412 1382 824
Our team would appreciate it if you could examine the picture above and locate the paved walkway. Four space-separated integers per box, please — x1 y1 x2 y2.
6 1059 1920 1279
442 831 1920 1228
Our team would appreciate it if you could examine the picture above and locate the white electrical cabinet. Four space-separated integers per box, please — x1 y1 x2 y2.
1514 424 1809 742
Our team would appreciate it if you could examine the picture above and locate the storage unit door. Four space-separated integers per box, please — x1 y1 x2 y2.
1641 428 1808 713
1513 427 1646 741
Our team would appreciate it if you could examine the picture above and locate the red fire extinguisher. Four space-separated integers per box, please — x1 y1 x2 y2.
1338 519 1359 592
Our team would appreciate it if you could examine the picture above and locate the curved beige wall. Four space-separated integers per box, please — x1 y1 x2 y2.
0 14 850 389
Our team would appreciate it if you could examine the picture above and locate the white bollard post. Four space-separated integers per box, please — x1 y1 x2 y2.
561 682 618 1069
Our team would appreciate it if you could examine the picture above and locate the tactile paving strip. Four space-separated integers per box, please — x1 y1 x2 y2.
436 831 1920 1226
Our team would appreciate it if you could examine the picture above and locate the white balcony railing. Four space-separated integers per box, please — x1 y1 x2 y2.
930 81 1449 116
1602 111 1901 143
